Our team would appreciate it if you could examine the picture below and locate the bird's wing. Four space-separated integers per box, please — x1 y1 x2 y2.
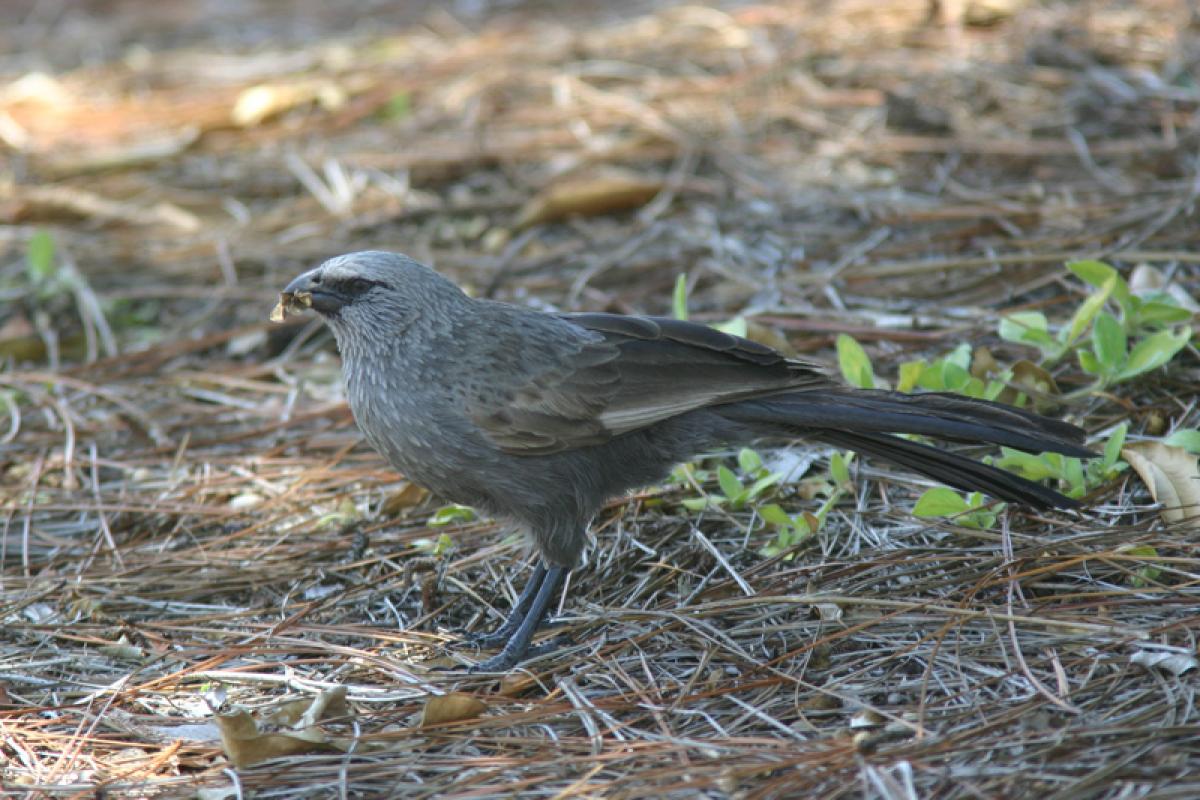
468 312 833 454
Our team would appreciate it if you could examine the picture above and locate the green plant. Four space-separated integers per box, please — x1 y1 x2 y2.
1164 428 1200 454
836 333 875 389
912 488 1000 530
1122 544 1163 588
897 342 1006 400
912 423 1130 522
999 261 1192 390
759 451 852 557
676 448 784 512
996 421 1128 500
428 503 476 526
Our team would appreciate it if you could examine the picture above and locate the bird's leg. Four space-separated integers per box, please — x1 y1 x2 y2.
466 562 548 647
468 565 567 672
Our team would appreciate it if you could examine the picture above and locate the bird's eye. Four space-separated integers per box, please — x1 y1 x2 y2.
344 277 377 295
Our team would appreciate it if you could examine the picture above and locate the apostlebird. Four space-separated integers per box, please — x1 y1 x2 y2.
277 251 1091 671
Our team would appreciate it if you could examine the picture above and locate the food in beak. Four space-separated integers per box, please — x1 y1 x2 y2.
270 290 313 322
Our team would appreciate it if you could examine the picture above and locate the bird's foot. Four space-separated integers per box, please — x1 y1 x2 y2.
466 633 572 673
463 617 567 649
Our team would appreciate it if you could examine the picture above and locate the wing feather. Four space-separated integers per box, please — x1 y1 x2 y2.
468 311 832 454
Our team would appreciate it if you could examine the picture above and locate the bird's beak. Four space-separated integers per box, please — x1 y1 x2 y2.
274 268 347 319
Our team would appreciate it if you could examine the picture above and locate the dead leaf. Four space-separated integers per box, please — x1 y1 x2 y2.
849 709 885 729
1129 264 1200 311
498 673 539 698
515 169 663 229
98 635 145 662
1122 441 1200 524
996 359 1060 409
420 692 487 727
1131 648 1199 676
380 482 431 516
215 687 352 768
970 345 1000 379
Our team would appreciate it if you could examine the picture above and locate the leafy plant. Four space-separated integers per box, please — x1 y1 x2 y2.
1164 428 1200 454
999 261 1193 389
836 334 875 389
672 273 689 321
897 342 1005 400
412 532 456 556
996 422 1128 499
914 423 1130 521
26 230 57 284
428 504 477 526
912 487 999 530
1122 544 1163 588
677 448 784 511
759 451 852 557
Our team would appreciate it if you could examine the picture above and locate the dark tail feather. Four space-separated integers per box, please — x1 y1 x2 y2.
814 429 1079 509
732 389 1094 458
719 388 1092 509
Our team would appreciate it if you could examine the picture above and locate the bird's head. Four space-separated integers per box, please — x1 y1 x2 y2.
273 251 466 342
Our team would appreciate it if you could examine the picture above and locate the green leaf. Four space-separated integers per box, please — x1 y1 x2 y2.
681 496 711 511
1163 428 1200 454
1077 349 1101 375
940 360 970 392
1135 300 1193 326
958 377 985 398
836 334 874 389
758 503 794 527
913 487 968 517
428 504 476 526
1115 327 1191 381
26 230 56 282
717 466 744 501
672 273 688 321
1063 457 1085 496
996 448 1058 481
916 362 946 391
1124 545 1162 588
1062 275 1116 349
714 315 747 337
999 311 1052 347
1068 259 1134 319
746 472 783 500
898 360 925 393
737 448 763 474
1067 259 1118 287
1103 423 1128 470
829 451 851 486
946 342 973 370
1091 311 1127 372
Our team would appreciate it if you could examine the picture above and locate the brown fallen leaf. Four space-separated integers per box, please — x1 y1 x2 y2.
380 482 431 516
1122 441 1200 524
215 686 352 768
515 168 663 229
999 359 1061 410
420 692 487 728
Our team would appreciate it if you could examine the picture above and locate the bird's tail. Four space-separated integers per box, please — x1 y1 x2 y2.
721 389 1093 509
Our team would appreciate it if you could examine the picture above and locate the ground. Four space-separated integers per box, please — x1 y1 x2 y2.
2 1 1199 798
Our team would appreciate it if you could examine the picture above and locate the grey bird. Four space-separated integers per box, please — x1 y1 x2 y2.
279 251 1092 671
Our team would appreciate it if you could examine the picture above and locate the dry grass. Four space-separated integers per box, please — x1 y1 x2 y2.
2 1 1199 797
